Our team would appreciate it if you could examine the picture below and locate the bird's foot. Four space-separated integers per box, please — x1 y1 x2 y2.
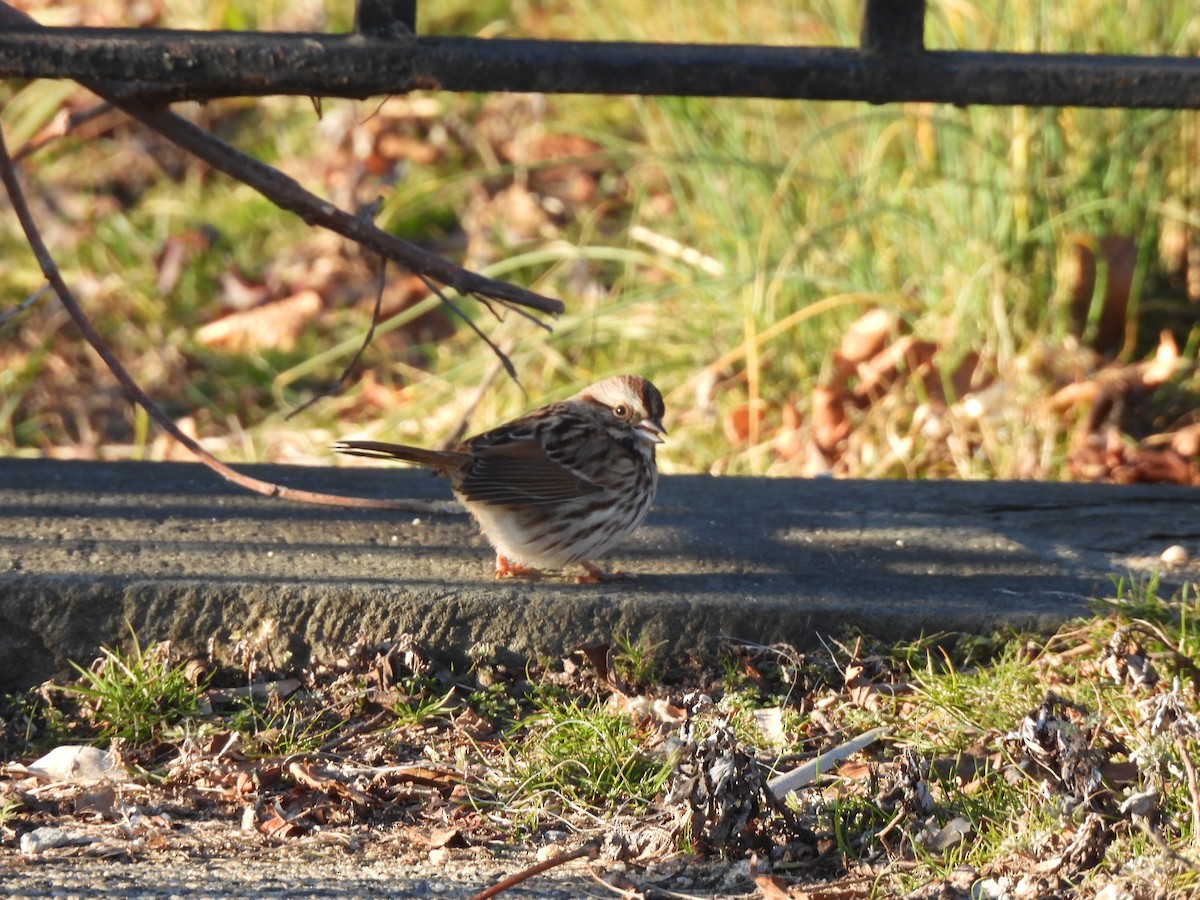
495 554 538 580
574 562 628 584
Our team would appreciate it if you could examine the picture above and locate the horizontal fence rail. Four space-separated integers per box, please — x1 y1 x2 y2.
0 29 1199 109
0 0 1198 109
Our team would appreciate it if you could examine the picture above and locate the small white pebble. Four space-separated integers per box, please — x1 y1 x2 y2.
895 539 906 548
411 517 422 526
390 535 400 544
267 550 274 558
428 847 450 865
1161 544 1189 565
535 843 564 862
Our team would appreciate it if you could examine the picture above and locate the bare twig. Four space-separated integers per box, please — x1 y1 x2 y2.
1177 732 1200 849
417 275 518 380
582 862 644 899
318 710 392 753
0 121 445 512
285 256 388 421
0 0 561 319
0 282 50 326
467 841 600 900
13 100 114 161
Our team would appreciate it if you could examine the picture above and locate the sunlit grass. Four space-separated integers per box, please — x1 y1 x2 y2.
56 630 206 745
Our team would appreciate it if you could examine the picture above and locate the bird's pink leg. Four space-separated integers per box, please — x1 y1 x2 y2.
495 554 537 579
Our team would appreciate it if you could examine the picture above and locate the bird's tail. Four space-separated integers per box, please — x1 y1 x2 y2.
333 440 462 470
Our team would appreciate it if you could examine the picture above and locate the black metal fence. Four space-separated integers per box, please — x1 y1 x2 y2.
0 0 1199 109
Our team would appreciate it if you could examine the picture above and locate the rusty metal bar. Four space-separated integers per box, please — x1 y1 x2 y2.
1 27 1200 108
860 0 925 55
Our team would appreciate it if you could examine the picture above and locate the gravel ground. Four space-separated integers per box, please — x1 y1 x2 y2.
5 846 617 899
4 844 758 897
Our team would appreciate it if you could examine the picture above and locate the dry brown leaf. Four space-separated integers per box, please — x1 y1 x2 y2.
235 770 255 798
851 335 938 401
1049 380 1102 412
753 871 798 900
453 706 494 739
750 854 797 899
257 806 306 839
929 745 999 786
811 385 850 456
73 784 118 819
203 679 302 707
1112 447 1197 486
838 308 898 367
737 654 770 688
948 350 992 400
195 289 322 353
844 663 886 712
1170 423 1200 458
835 760 873 781
402 824 461 849
374 132 441 166
577 643 612 683
1065 234 1136 354
387 766 463 792
216 270 272 311
1159 220 1189 281
287 761 373 807
773 398 805 461
522 132 605 163
725 401 767 445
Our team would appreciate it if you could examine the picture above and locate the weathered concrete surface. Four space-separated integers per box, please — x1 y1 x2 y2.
1 458 1197 692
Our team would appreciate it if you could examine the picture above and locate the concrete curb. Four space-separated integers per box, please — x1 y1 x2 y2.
1 458 1195 692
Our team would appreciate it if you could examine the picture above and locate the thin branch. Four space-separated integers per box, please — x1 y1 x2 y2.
0 3 564 314
475 289 556 332
285 256 388 421
0 282 50 326
13 100 113 162
467 841 600 900
1177 731 1200 851
0 121 449 513
417 274 517 380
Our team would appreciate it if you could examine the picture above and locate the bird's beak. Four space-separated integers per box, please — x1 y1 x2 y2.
636 417 667 445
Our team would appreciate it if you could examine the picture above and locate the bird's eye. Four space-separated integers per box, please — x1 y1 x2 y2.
613 404 630 419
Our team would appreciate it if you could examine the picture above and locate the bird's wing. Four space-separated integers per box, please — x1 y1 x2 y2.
458 433 603 506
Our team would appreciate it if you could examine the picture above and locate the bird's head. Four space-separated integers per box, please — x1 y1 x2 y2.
577 375 667 446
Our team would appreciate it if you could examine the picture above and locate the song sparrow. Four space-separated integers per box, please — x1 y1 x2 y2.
334 375 666 582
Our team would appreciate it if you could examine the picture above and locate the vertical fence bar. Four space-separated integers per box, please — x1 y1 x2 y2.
860 0 926 54
355 0 417 36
